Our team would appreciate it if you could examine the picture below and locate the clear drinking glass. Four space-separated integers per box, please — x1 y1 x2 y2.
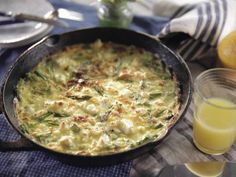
192 68 236 155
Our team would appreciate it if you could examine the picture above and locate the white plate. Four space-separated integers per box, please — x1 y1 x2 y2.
0 0 54 48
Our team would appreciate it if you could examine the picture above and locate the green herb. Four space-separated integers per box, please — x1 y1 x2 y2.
137 136 154 145
19 123 29 134
36 111 69 121
142 109 151 119
27 73 37 81
34 70 47 80
67 95 92 101
46 59 59 80
94 85 104 96
45 120 59 126
99 106 114 122
109 132 118 140
149 92 162 100
71 124 81 133
137 102 151 107
165 110 174 120
52 112 70 118
143 102 151 107
32 84 51 95
116 77 133 83
36 112 53 122
46 58 58 68
161 75 170 80
143 58 162 73
153 109 165 117
34 133 50 144
155 123 164 129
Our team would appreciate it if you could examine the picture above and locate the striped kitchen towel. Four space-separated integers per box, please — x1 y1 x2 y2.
154 0 236 61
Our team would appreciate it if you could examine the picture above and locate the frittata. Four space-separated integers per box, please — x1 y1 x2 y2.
15 40 180 155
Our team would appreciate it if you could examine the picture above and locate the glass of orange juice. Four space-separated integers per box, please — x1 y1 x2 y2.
193 68 236 155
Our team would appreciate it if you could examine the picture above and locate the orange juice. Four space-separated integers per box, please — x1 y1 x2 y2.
185 162 225 177
193 97 236 155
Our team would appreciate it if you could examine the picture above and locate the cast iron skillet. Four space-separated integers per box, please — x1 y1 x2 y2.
0 27 192 166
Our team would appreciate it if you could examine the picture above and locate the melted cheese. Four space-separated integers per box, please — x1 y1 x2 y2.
15 40 180 155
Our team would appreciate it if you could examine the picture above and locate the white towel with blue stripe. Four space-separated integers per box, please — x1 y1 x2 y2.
154 0 236 61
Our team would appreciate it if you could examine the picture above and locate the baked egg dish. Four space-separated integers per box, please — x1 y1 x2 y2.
15 40 180 155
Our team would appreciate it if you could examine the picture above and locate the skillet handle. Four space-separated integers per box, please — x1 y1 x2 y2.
0 136 38 151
